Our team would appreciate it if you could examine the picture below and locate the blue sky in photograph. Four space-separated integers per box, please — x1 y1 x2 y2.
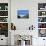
17 10 29 16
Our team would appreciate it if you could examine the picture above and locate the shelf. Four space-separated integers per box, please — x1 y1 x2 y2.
0 16 8 17
38 22 46 23
38 10 46 11
0 10 8 11
38 3 46 37
38 15 46 17
0 3 8 37
0 22 8 23
38 28 46 29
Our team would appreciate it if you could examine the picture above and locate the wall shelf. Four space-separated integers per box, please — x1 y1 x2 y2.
38 10 46 11
0 3 8 37
0 10 8 11
0 22 8 23
0 16 8 17
38 16 46 17
38 28 46 29
38 3 46 37
38 22 46 23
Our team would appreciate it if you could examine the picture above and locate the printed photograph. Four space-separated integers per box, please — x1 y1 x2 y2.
38 29 46 37
17 10 29 19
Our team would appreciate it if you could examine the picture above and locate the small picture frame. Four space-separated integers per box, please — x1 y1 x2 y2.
17 10 29 19
38 29 46 37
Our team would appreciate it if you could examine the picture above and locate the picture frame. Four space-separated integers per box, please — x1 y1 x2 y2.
17 10 29 19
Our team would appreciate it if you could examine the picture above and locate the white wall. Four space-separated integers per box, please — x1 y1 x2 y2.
11 0 46 46
11 0 38 30
11 0 46 30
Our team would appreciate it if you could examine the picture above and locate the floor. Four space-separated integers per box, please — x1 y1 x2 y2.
0 45 8 46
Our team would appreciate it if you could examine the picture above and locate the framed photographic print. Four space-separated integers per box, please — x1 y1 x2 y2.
0 17 8 22
17 10 29 19
38 3 46 10
38 29 46 37
0 23 8 37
